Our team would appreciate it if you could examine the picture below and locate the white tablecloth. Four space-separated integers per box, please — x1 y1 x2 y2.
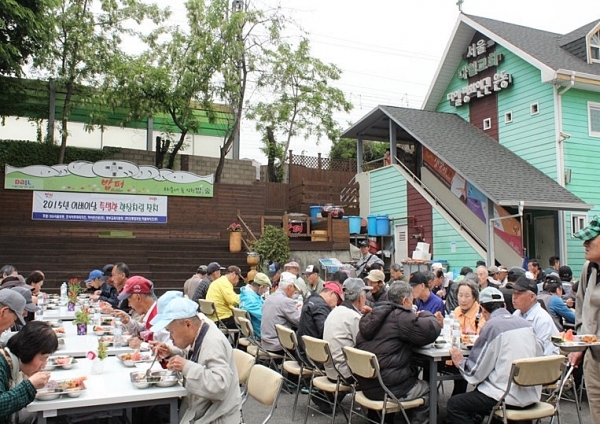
53 321 135 358
27 356 186 424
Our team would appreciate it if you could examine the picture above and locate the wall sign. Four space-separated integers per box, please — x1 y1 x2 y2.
32 191 168 223
447 71 513 107
5 160 214 198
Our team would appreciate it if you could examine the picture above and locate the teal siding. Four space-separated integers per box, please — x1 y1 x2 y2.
435 62 470 121
562 89 600 274
432 209 484 275
369 167 407 218
496 46 557 180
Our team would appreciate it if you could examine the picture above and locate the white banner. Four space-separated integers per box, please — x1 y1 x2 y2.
32 191 168 223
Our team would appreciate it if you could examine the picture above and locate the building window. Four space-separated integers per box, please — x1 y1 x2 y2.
483 118 492 130
589 102 600 137
591 29 600 63
504 112 513 123
531 103 539 115
572 213 588 236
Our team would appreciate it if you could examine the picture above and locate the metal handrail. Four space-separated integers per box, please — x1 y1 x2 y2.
236 212 257 251
392 155 486 249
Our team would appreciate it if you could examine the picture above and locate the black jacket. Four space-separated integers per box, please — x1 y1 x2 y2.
365 286 389 307
297 293 332 363
356 302 441 399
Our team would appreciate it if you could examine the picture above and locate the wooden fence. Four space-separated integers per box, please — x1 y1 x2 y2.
288 178 359 217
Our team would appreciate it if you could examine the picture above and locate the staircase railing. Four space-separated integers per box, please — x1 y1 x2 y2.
237 212 257 251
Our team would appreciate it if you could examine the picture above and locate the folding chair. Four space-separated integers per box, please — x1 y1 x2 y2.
237 316 283 369
301 335 351 424
487 354 566 424
342 346 424 424
198 299 239 345
242 364 284 424
275 324 313 420
233 348 255 399
232 307 251 349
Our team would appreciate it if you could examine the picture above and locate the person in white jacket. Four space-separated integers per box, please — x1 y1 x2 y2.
150 292 241 424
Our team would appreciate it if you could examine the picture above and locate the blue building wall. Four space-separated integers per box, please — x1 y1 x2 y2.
369 166 407 218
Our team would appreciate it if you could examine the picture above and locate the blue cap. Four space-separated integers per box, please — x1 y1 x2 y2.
150 295 199 332
85 269 104 283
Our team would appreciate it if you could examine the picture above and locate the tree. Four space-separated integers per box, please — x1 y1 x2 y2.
102 0 230 170
33 0 165 163
0 0 54 77
247 38 352 182
329 138 387 163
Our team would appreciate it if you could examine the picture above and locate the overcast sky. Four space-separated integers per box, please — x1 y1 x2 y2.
167 0 599 164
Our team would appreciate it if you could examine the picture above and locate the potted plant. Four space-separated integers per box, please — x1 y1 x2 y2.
227 222 243 253
73 310 90 335
88 339 107 374
67 278 82 311
249 225 290 273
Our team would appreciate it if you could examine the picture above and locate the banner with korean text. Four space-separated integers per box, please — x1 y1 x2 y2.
32 191 168 223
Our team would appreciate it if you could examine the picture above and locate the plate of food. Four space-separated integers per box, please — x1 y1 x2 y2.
129 370 179 389
49 355 77 370
93 325 112 336
100 318 114 326
53 328 66 338
37 377 87 400
461 334 479 350
118 350 152 367
552 330 600 352
47 320 63 328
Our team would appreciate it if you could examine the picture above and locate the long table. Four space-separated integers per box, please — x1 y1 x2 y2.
413 345 469 424
53 320 134 358
27 356 187 424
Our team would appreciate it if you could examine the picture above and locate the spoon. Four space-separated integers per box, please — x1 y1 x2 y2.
146 352 158 377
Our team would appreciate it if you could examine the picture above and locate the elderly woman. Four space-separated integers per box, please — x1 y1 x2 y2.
0 321 56 424
453 278 486 335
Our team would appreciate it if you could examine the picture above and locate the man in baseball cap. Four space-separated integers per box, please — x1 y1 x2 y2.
150 293 241 423
303 265 324 295
11 286 40 329
184 265 207 299
447 285 541 423
364 269 387 306
499 266 526 313
191 262 224 302
0 289 26 330
239 272 271 337
512 276 558 355
90 264 118 307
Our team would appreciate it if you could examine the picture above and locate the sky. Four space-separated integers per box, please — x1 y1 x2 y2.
169 0 599 164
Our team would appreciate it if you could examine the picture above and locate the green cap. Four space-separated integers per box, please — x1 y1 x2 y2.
574 215 600 242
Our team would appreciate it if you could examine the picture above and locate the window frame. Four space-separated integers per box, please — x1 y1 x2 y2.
483 118 492 130
572 213 588 236
530 103 539 115
504 111 513 124
588 101 600 138
589 28 600 63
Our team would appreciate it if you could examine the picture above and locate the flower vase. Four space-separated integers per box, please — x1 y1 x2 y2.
76 323 87 336
68 302 76 312
246 252 260 271
91 358 104 375
229 231 242 253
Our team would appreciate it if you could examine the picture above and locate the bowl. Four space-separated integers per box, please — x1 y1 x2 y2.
156 376 179 387
36 390 61 401
434 341 447 349
93 330 105 336
130 371 151 389
52 356 74 368
64 388 82 398
43 363 56 371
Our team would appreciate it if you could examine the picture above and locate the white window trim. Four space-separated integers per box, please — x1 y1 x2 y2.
587 26 600 64
589 101 600 138
504 111 513 123
530 103 539 115
572 213 588 236
483 118 492 130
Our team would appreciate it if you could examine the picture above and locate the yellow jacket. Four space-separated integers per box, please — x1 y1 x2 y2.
206 276 240 321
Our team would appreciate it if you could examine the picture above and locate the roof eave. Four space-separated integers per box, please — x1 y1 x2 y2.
497 200 593 211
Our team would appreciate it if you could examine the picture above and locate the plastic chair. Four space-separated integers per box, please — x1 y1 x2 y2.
275 324 313 420
237 316 283 369
232 307 251 348
233 348 255 398
342 346 424 424
301 335 351 424
243 364 284 424
487 354 567 424
198 299 239 345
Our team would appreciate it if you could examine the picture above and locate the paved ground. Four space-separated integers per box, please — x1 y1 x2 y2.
241 379 590 423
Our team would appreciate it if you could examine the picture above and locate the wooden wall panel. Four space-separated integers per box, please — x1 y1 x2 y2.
407 184 433 256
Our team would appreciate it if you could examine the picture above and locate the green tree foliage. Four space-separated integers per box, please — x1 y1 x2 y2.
0 0 54 78
249 225 290 273
247 38 352 182
33 0 166 164
329 138 387 163
0 139 118 167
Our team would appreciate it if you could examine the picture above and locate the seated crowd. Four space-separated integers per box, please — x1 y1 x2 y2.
0 251 580 424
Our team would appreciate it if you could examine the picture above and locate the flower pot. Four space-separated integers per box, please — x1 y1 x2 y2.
247 252 260 269
91 358 104 375
76 323 87 336
68 302 76 312
229 231 242 253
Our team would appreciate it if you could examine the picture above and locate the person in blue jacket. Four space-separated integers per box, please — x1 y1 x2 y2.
239 272 271 338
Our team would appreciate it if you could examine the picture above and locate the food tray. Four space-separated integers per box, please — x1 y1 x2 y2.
37 378 87 400
47 320 63 328
553 341 600 352
45 356 77 370
130 371 179 389
53 328 66 338
118 351 153 367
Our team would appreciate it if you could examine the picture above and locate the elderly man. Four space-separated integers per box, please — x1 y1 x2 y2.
569 215 600 423
356 282 440 424
354 241 384 278
499 266 526 314
410 271 445 316
192 262 224 302
447 287 541 424
184 265 207 299
113 276 169 346
389 263 407 283
284 261 307 297
0 290 26 345
323 278 372 381
303 265 324 295
476 265 498 290
297 282 343 363
365 269 388 307
151 293 241 424
239 272 271 338
206 265 241 329
89 264 118 307
512 276 559 355
261 272 302 354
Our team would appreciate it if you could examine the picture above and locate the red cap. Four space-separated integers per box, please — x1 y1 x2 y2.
324 282 344 304
118 276 153 300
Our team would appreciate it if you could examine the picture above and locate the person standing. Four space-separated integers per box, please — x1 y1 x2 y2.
354 241 384 278
570 215 600 423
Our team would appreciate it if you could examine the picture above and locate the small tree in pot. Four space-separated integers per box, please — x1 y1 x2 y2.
249 225 290 273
